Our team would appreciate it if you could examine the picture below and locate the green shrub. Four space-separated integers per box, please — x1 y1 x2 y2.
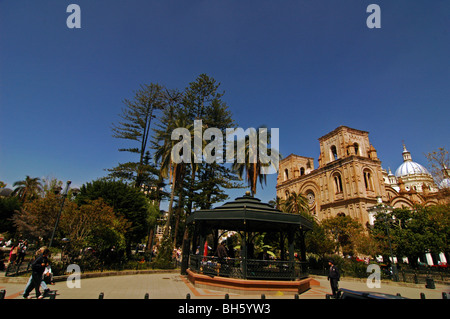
152 236 175 269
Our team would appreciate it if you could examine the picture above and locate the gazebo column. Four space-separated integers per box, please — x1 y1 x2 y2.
288 231 295 262
241 230 248 279
288 230 295 280
279 232 285 260
298 229 308 275
190 229 197 256
212 229 219 253
298 229 307 261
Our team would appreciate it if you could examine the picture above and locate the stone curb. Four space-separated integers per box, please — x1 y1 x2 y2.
0 269 179 284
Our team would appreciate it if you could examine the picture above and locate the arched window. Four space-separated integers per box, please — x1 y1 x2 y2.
300 167 305 176
363 169 373 191
333 172 343 193
354 143 359 156
284 168 289 181
330 145 338 161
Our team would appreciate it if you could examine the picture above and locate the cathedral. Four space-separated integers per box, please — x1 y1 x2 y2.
276 126 446 226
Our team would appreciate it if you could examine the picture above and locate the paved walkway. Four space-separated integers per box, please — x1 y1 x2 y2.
1 272 449 299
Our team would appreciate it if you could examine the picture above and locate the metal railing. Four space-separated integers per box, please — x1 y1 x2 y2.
189 255 308 280
398 267 450 284
308 264 449 285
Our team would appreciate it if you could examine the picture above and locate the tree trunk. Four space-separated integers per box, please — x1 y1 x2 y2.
180 227 191 275
173 206 181 247
163 163 177 238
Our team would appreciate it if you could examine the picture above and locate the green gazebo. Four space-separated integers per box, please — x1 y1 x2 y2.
186 193 314 281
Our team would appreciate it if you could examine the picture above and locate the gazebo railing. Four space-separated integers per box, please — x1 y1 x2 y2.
189 255 308 281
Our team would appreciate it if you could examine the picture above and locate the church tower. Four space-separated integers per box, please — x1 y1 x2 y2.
277 126 387 226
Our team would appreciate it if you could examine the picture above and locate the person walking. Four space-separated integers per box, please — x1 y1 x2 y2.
23 248 50 299
8 243 18 265
16 240 28 265
23 272 51 297
328 260 340 298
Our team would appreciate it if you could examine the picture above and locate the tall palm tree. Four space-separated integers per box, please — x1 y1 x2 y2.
12 176 43 202
284 191 310 215
153 111 202 238
231 126 281 196
154 124 184 237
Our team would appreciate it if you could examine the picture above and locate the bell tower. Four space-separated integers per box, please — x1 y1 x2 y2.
318 126 374 167
277 126 388 225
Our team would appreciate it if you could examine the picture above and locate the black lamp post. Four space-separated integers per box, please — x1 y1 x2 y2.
49 180 71 248
61 237 70 264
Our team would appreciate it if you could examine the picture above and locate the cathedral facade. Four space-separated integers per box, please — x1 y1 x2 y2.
276 126 442 226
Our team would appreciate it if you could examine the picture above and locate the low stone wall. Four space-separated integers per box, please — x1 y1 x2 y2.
187 269 314 295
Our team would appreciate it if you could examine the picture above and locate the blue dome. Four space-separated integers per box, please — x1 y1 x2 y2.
395 161 430 177
440 178 450 189
395 145 431 178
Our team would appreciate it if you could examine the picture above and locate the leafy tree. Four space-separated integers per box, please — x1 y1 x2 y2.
375 204 450 267
12 189 130 263
76 179 151 257
149 74 242 270
177 75 244 275
0 196 21 235
41 177 64 196
60 198 129 255
13 192 74 244
145 201 161 252
181 74 241 208
152 234 175 269
304 221 335 258
321 214 364 256
12 176 43 202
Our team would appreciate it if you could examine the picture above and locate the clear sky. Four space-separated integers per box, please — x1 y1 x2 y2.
1 0 449 206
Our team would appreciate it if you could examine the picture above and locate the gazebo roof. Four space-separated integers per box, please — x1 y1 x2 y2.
186 194 314 233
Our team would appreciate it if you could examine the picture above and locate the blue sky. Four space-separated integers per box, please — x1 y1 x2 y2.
1 0 449 206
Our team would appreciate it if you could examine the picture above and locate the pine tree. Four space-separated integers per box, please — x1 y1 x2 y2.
108 83 167 188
